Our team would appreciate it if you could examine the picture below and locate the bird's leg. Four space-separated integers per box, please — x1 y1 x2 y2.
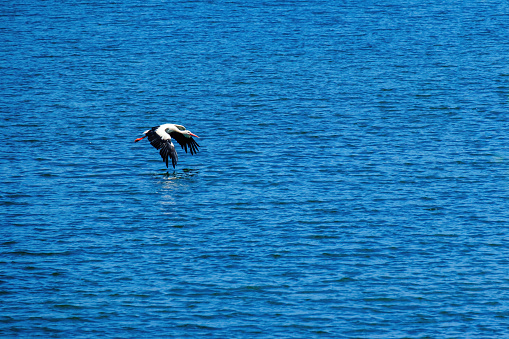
134 135 147 142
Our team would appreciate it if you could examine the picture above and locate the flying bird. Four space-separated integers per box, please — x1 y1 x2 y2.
135 123 200 168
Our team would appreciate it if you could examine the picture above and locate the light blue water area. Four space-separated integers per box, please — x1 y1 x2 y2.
2 0 509 337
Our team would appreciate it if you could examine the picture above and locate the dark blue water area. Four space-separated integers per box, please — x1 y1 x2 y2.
2 0 509 337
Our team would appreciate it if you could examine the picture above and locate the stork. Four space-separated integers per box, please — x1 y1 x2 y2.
135 124 200 168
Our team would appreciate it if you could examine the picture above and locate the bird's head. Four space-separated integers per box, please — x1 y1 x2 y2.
173 124 199 138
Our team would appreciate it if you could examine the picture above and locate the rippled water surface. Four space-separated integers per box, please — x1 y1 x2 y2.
2 1 509 337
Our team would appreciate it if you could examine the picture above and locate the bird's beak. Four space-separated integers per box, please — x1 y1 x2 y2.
189 132 199 138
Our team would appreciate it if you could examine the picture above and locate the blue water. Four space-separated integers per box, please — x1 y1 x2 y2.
2 1 509 337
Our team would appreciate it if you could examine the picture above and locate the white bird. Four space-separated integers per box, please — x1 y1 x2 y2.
135 123 200 168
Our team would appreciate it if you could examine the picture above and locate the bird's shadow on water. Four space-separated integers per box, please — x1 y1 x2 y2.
153 168 199 180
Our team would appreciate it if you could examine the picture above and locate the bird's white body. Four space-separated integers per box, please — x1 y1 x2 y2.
155 125 172 140
155 124 184 139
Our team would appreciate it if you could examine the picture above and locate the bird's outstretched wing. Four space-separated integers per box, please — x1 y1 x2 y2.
146 128 178 168
146 128 163 149
169 132 200 155
160 140 178 168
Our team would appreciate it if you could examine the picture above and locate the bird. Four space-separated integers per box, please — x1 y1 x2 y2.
135 123 200 168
